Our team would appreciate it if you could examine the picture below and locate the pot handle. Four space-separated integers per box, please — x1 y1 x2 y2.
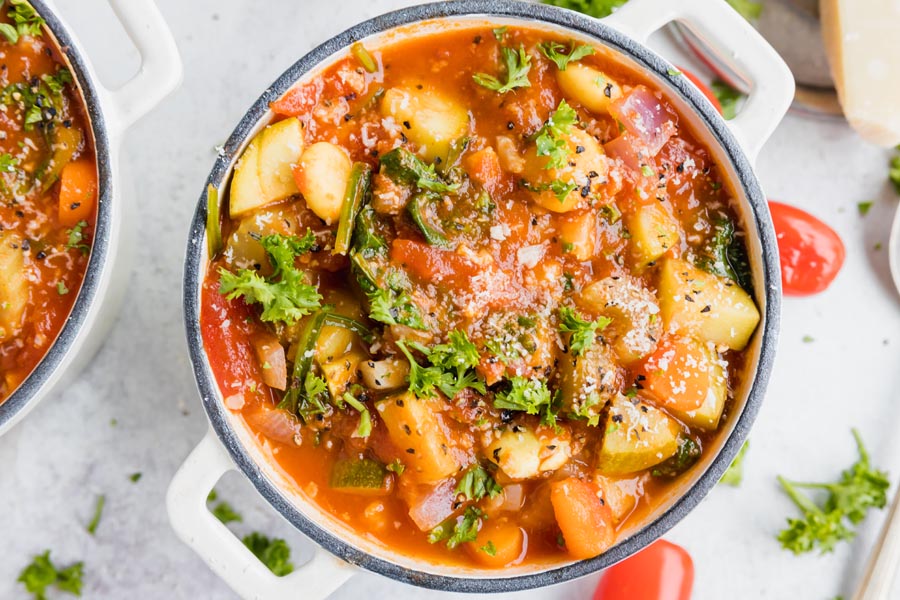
167 430 355 600
104 0 182 132
602 0 794 163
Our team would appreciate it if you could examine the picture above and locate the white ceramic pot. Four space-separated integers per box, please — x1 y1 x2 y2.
169 0 794 597
0 0 182 435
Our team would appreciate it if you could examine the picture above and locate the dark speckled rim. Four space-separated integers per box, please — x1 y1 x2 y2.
183 0 781 592
0 0 113 432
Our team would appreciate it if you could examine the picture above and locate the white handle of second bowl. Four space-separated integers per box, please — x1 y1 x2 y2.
167 430 355 600
602 0 795 163
104 0 182 133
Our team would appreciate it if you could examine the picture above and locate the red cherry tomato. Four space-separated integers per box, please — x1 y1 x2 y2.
594 540 694 600
679 68 723 115
769 201 845 296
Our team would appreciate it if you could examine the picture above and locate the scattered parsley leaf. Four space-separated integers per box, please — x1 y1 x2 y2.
341 392 372 438
218 231 322 326
473 45 532 94
492 26 507 41
429 507 485 550
0 22 17 44
540 0 627 19
386 459 406 474
379 147 459 194
480 541 497 556
366 286 426 330
667 67 682 76
494 376 552 415
242 533 294 576
18 551 83 600
86 494 105 535
56 281 68 295
533 99 578 170
725 0 763 21
857 201 873 216
640 164 654 177
456 465 502 501
720 440 749 486
8 0 45 38
558 306 611 356
396 332 485 399
212 501 243 524
538 40 594 71
129 472 142 483
65 220 90 255
711 80 742 120
802 335 815 344
777 429 889 554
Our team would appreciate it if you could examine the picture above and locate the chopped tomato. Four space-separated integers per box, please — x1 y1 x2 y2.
769 201 845 296
550 477 615 560
593 539 694 600
270 80 323 117
390 238 482 286
679 68 723 115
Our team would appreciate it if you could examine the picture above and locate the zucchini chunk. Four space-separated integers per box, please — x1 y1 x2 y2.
657 258 760 351
376 391 459 483
558 341 621 425
486 428 572 480
597 395 680 475
229 136 266 218
330 458 390 495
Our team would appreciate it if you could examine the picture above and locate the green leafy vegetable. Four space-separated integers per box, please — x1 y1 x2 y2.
386 458 406 474
242 533 294 576
1 67 71 132
538 40 594 71
365 285 426 330
777 429 890 555
540 0 627 19
0 152 17 173
492 26 507 41
533 99 578 170
408 193 449 247
396 331 486 399
711 80 742 120
218 231 322 326
480 541 497 556
379 147 459 194
652 437 701 478
456 465 502 501
86 494 104 535
473 45 532 94
725 0 763 21
8 0 44 38
65 220 90 255
521 178 578 203
212 501 243 524
334 162 372 255
720 440 749 486
494 376 552 415
558 306 611 356
696 217 752 292
428 506 485 550
129 472 142 483
18 551 83 600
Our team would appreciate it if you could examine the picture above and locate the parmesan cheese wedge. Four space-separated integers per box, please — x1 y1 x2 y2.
820 0 900 147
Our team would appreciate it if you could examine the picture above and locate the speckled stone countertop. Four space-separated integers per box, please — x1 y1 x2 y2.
1 1 899 598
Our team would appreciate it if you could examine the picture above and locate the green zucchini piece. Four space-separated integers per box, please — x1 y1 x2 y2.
330 458 387 493
278 311 328 414
407 193 449 247
334 163 372 256
206 184 222 259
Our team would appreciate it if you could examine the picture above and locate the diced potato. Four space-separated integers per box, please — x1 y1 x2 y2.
626 202 680 267
376 392 459 483
522 128 608 213
380 86 469 162
558 210 596 261
556 63 623 114
486 428 571 480
293 141 352 225
320 350 366 400
0 233 27 341
558 342 620 425
594 474 640 522
597 395 680 475
330 458 390 495
657 258 760 351
229 137 266 218
250 331 287 390
258 117 304 201
579 275 662 364
495 136 525 174
359 357 409 391
638 337 727 430
224 204 307 273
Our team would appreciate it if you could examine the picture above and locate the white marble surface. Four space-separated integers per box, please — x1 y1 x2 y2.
1 1 899 598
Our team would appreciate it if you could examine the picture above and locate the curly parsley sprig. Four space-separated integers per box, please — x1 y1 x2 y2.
558 306 611 356
473 45 532 94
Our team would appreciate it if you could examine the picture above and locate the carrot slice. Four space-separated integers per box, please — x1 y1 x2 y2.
550 477 615 560
636 337 721 412
58 159 97 226
465 518 525 567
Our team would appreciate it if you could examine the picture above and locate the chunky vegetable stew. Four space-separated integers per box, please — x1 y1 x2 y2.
201 24 760 568
0 0 97 402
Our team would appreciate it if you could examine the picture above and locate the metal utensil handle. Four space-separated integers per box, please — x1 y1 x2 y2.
854 488 900 600
166 430 355 600
602 0 795 163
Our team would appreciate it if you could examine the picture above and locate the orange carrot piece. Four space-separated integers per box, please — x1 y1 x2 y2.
58 159 97 226
466 518 525 568
550 477 615 560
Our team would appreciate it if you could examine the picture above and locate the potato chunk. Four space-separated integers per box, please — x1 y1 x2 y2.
579 275 662 364
0 233 27 342
293 141 352 225
657 258 760 351
229 137 265 218
558 341 621 424
486 428 572 480
380 86 469 162
376 392 459 483
597 395 680 475
522 128 607 213
557 63 623 114
626 202 680 267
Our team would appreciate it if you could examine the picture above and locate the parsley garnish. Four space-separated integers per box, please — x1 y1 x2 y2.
0 152 17 172
711 80 742 120
558 306 611 356
387 458 406 474
8 0 45 39
480 541 497 556
129 472 142 483
65 220 90 255
366 286 426 330
18 551 83 600
456 465 502 501
695 216 752 292
341 392 372 438
218 231 322 326
242 533 294 576
777 429 889 554
379 147 459 194
533 99 578 170
206 488 243 524
428 506 485 549
857 201 873 216
56 281 68 295
1 68 71 132
86 494 104 535
538 40 594 71
0 22 16 44
396 331 486 399
720 440 749 486
493 376 552 415
540 0 627 18
492 26 507 41
473 45 532 94
522 178 578 203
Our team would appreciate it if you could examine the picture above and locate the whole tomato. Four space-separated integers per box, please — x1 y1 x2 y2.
769 201 845 296
593 539 694 600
